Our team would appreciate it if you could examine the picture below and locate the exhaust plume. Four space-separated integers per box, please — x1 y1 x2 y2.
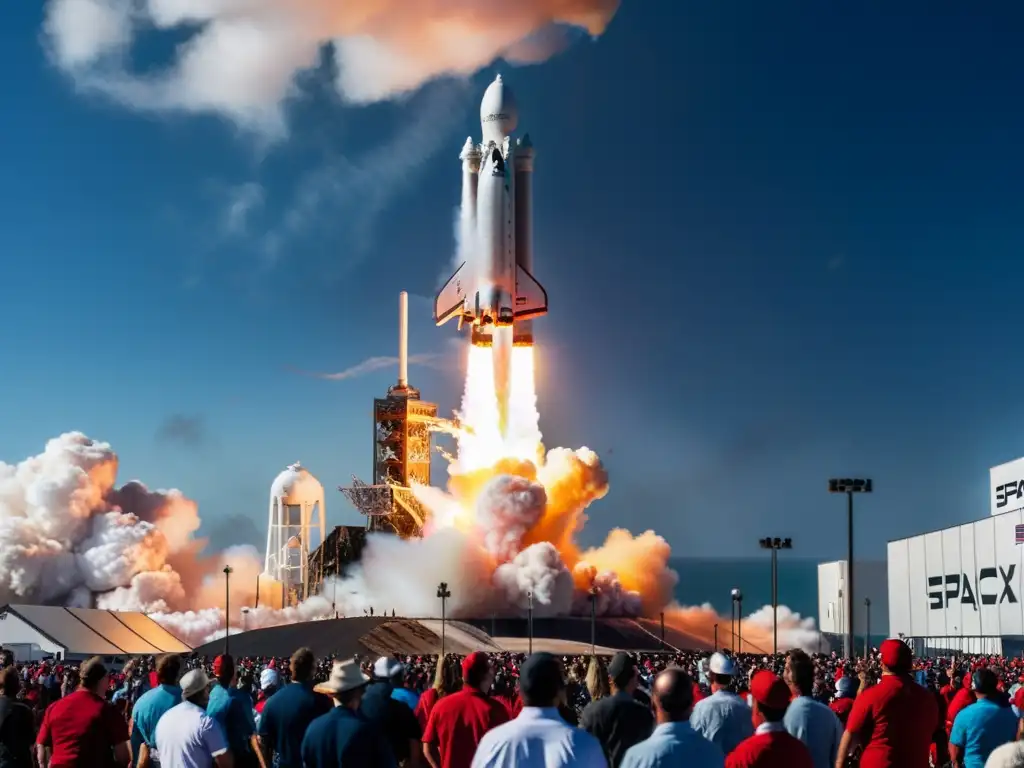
41 0 623 134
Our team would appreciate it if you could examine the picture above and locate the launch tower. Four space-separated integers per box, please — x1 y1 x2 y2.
340 292 435 538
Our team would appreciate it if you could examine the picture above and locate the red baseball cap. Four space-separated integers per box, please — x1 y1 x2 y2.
750 670 790 710
462 652 489 681
879 639 912 673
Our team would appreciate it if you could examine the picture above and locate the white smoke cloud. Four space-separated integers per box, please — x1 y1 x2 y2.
0 432 255 618
41 0 623 136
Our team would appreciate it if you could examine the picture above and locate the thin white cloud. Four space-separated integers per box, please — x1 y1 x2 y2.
40 0 622 139
288 353 444 381
223 182 264 235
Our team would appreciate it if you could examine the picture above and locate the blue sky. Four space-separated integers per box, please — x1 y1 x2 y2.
2 1 1023 559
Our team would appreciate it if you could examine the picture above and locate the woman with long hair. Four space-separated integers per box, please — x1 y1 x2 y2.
585 655 610 703
414 654 463 729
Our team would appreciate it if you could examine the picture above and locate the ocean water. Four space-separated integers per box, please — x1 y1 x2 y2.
669 557 890 646
669 557 819 619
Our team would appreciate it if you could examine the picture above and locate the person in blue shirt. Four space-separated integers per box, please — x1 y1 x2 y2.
131 654 183 768
622 667 724 768
301 659 395 768
950 668 1018 768
689 652 753 757
256 647 330 768
206 654 259 767
782 649 843 768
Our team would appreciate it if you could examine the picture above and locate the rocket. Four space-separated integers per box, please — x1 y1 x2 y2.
434 75 547 348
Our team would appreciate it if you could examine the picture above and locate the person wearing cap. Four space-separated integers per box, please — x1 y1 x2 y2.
470 652 606 768
725 670 812 768
35 656 131 768
949 668 1017 768
300 659 394 768
361 656 423 766
422 652 508 768
580 652 654 768
835 638 939 768
154 668 231 768
207 655 260 768
131 654 184 768
256 648 329 768
252 668 280 727
620 667 724 768
690 652 754 757
828 676 857 726
782 650 843 768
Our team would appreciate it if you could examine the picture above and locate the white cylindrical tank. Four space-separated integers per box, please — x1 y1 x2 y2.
264 463 326 605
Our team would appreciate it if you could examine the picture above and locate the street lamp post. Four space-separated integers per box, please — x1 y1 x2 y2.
436 582 451 657
864 597 872 657
255 572 260 609
588 586 597 656
828 477 873 660
759 537 794 655
731 589 743 653
714 623 719 651
222 566 233 655
527 591 534 655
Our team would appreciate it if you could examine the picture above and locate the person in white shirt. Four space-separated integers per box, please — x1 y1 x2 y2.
987 741 1024 768
471 652 606 768
155 668 233 768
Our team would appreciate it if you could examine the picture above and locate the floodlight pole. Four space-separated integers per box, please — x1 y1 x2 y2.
223 565 233 655
759 537 794 655
589 586 597 655
527 591 534 655
829 478 872 660
436 582 451 657
864 597 872 658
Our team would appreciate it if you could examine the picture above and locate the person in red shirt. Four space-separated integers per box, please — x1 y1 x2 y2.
422 652 508 768
416 654 464 730
35 656 130 768
836 638 939 768
946 673 976 733
726 671 813 768
829 676 857 726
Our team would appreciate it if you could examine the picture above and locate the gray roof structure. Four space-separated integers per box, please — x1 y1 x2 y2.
2 604 192 656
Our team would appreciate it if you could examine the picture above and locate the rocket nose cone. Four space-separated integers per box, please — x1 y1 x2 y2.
481 74 518 140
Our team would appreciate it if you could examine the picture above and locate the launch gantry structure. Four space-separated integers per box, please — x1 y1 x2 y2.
339 292 436 539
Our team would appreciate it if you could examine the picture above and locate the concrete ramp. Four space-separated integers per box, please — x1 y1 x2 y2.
417 621 502 652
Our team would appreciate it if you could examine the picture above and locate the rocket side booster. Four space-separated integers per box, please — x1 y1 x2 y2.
434 75 547 347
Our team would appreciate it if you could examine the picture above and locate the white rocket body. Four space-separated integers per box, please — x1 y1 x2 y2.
435 75 547 348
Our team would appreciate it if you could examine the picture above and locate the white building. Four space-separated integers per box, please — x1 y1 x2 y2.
885 456 1024 656
817 560 888 655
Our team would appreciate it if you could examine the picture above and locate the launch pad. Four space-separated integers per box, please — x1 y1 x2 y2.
338 292 436 540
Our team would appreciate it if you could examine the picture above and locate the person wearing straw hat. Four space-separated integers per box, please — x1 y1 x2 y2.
301 659 395 768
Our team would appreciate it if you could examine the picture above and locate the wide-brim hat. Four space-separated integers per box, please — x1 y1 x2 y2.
314 660 370 695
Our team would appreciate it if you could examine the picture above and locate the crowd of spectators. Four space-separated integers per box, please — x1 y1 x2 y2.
4 639 1024 766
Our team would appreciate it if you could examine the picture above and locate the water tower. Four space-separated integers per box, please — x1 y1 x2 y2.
265 463 326 605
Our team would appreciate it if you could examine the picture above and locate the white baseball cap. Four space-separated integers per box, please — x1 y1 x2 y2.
180 669 213 700
372 657 405 679
708 653 736 676
260 668 281 691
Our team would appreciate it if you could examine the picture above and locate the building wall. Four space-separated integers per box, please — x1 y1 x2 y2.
817 560 889 639
991 457 1024 517
888 509 1024 654
0 613 64 660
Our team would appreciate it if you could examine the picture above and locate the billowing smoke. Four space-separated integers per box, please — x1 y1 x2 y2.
41 0 622 134
0 433 262 639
